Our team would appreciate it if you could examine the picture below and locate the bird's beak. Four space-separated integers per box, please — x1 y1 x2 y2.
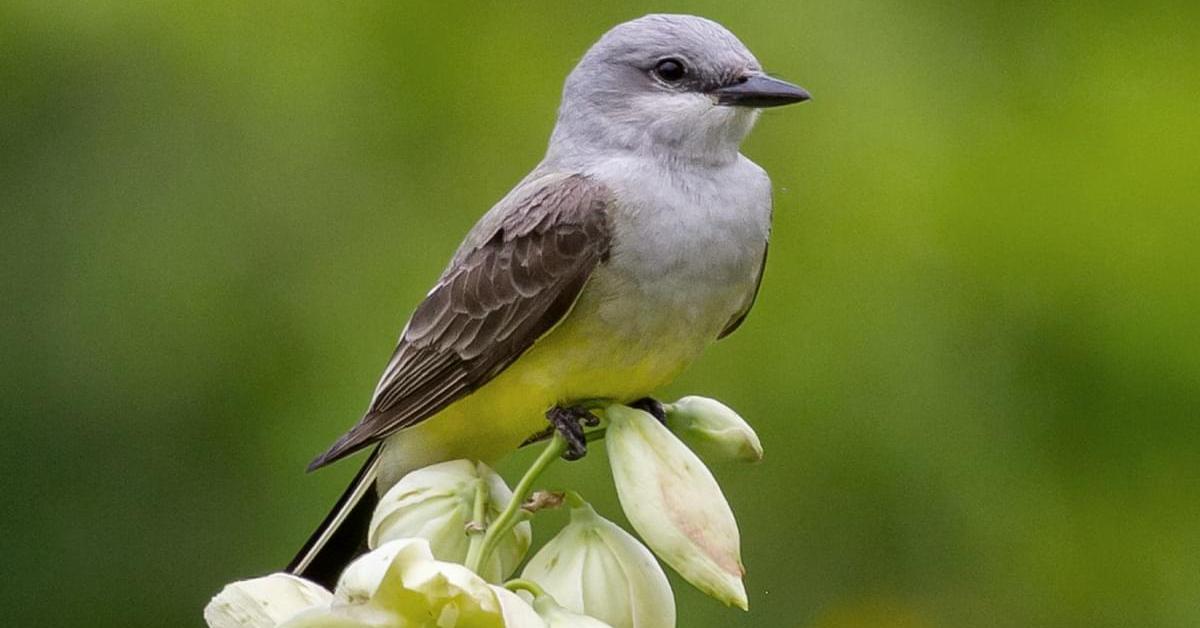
712 74 811 108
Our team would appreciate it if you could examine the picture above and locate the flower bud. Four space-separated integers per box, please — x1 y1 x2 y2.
281 538 506 628
664 396 762 463
368 459 531 582
521 502 674 628
204 573 331 628
605 404 748 610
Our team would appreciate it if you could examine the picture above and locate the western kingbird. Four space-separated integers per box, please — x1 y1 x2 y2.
288 13 809 586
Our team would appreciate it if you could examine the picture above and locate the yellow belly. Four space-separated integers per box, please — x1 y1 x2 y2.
376 307 708 489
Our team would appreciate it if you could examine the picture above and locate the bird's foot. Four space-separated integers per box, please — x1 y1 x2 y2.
629 397 668 425
546 405 601 461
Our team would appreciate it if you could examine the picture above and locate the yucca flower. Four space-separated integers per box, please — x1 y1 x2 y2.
605 404 748 610
522 500 674 628
280 538 509 627
205 573 332 628
663 396 763 463
369 459 531 583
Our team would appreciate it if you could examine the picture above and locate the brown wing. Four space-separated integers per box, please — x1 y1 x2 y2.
308 174 610 470
717 240 768 340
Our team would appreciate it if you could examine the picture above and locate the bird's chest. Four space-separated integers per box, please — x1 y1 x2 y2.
583 158 771 345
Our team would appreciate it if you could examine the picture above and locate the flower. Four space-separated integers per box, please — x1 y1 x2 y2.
279 538 508 628
369 459 531 582
521 501 674 628
204 573 332 628
605 404 748 610
491 586 549 628
491 585 616 628
663 396 762 463
531 596 613 627
209 394 761 626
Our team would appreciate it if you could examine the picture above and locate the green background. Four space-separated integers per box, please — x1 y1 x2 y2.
3 2 1197 626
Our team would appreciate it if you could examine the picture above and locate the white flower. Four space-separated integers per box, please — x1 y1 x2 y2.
491 586 549 628
369 459 531 582
521 501 674 628
204 573 332 628
664 396 762 463
531 596 613 628
280 538 507 628
490 585 614 628
605 404 748 610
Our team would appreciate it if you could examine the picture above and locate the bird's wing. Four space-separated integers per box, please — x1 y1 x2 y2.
717 239 769 340
309 173 611 470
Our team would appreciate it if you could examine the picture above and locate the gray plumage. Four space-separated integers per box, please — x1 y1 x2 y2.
549 14 765 164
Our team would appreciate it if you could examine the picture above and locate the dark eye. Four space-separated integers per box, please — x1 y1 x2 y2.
652 58 686 83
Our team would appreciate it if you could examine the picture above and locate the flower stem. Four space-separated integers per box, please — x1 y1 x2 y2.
503 578 547 598
463 478 489 570
466 432 567 575
562 489 587 508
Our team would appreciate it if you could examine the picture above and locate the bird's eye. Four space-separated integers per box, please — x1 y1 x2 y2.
652 58 687 83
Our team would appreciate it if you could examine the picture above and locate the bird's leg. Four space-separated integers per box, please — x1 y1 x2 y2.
519 426 555 448
546 405 601 461
629 397 668 425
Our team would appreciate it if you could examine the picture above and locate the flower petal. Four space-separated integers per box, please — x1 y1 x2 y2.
321 538 506 626
664 396 763 463
204 573 332 628
522 502 674 628
606 405 748 610
335 538 433 606
399 557 505 626
279 605 397 628
491 586 549 628
533 595 615 627
369 460 531 582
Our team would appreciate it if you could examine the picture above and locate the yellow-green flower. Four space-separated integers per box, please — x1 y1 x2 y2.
281 538 507 627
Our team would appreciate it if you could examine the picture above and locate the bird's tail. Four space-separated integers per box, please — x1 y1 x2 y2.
287 447 381 589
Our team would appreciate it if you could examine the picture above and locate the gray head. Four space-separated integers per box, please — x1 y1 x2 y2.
547 14 809 166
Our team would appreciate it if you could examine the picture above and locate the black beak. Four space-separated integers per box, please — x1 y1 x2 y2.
712 74 811 108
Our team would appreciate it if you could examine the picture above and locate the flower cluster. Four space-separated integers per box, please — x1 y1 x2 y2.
206 397 761 628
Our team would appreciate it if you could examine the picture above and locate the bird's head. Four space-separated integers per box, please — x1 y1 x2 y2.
549 14 809 166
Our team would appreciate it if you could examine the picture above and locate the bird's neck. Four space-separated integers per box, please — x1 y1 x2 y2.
545 106 756 169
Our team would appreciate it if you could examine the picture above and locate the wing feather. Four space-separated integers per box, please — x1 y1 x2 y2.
717 240 769 340
309 174 610 470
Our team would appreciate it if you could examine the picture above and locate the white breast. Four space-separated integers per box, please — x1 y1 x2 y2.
582 154 772 348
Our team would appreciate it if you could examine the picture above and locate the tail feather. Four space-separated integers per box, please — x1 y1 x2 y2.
287 447 381 589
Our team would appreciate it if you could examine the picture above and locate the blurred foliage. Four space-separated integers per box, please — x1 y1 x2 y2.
2 1 1197 626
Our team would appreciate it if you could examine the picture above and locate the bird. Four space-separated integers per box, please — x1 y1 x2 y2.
287 13 809 587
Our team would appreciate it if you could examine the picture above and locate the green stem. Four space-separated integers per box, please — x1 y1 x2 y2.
562 489 587 508
467 432 567 575
503 578 547 598
463 478 489 570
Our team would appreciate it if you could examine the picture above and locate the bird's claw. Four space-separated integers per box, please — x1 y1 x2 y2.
629 397 668 425
546 405 600 460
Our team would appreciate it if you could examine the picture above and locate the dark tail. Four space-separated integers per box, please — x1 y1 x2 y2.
287 447 381 589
